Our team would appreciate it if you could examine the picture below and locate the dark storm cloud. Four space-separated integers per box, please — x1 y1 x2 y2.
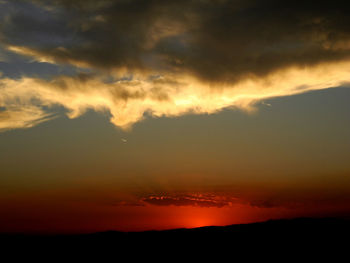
3 0 350 82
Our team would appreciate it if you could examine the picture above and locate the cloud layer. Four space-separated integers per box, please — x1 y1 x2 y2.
1 0 350 130
141 193 235 208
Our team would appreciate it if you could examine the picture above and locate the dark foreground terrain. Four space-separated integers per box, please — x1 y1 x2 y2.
1 217 349 255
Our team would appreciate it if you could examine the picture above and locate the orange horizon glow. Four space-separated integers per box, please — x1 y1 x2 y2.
1 196 349 234
1 0 350 235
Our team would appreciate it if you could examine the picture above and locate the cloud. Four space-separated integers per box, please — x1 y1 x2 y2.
127 185 350 209
112 200 145 207
141 192 237 208
1 60 350 131
0 105 55 131
4 0 350 81
1 0 350 130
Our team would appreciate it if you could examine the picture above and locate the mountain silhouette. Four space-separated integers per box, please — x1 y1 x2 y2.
1 217 349 255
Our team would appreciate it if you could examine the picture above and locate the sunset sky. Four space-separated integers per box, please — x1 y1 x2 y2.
0 0 350 234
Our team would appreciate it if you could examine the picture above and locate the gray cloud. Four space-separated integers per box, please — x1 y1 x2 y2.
3 0 350 82
1 0 350 131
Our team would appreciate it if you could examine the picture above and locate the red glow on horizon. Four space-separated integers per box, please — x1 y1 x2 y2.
1 194 349 234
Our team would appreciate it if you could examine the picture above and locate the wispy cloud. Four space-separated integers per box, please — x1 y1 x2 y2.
0 105 55 131
141 192 237 208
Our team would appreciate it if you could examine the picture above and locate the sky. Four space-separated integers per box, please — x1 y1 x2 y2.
0 0 350 233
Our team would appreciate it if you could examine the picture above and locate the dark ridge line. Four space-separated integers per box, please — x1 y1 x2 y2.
1 216 349 237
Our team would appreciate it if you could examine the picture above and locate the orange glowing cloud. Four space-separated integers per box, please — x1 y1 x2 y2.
1 60 350 131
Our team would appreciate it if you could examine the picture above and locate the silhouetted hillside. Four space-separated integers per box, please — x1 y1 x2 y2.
1 217 349 253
